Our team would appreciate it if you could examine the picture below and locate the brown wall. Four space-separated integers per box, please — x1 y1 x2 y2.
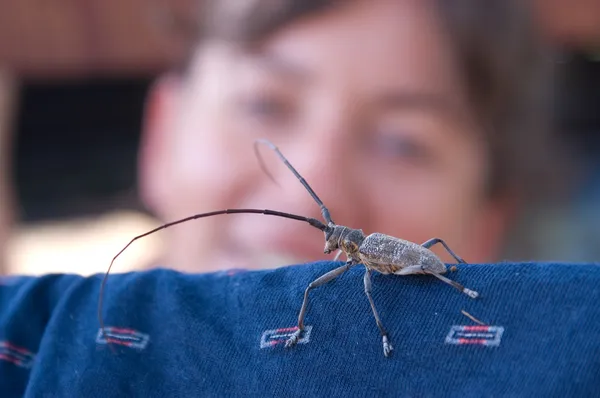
0 0 194 79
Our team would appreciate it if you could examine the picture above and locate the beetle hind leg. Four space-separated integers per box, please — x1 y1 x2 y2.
421 238 467 264
395 264 478 299
421 265 479 299
393 265 427 275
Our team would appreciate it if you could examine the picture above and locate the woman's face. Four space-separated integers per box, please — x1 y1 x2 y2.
141 0 511 272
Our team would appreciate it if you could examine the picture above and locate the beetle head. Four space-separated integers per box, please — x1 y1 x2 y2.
323 224 341 254
323 225 365 256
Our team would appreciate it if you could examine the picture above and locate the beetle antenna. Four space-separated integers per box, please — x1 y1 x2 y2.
254 141 281 188
254 139 334 225
98 208 327 350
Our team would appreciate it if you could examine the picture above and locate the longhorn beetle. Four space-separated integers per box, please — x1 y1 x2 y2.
253 139 479 357
98 139 479 358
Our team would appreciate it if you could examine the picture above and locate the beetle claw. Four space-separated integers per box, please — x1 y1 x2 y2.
285 329 302 348
383 335 393 357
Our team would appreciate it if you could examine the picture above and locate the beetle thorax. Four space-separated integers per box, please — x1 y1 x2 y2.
324 224 365 258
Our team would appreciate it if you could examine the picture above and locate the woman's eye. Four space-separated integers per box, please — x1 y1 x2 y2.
372 132 431 164
238 95 290 122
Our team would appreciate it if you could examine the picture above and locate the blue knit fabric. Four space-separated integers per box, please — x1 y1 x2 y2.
0 261 599 397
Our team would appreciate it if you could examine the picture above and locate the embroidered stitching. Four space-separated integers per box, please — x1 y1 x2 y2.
260 326 313 349
445 325 504 347
96 327 150 349
0 341 35 368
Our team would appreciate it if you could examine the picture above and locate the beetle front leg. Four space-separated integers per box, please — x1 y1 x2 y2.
332 249 344 262
363 268 393 357
286 261 355 348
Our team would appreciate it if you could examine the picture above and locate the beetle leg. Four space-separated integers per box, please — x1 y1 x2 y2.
332 249 344 262
286 260 356 348
395 264 478 299
393 265 427 275
420 265 479 299
363 268 393 357
421 238 466 264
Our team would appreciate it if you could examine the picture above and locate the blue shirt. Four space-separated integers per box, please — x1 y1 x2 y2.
1 261 599 397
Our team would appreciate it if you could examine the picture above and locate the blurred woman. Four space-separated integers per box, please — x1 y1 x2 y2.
139 0 557 272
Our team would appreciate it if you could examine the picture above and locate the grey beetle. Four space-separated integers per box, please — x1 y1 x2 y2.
254 139 479 358
99 139 479 357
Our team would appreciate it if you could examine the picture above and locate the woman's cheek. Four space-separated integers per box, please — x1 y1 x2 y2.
375 175 466 244
160 128 220 213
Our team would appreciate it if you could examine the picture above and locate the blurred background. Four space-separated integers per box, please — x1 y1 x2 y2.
0 0 599 276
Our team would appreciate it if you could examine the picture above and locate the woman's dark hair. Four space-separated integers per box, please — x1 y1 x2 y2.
161 0 565 204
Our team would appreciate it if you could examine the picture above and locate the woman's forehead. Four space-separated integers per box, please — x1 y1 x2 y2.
192 1 464 103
